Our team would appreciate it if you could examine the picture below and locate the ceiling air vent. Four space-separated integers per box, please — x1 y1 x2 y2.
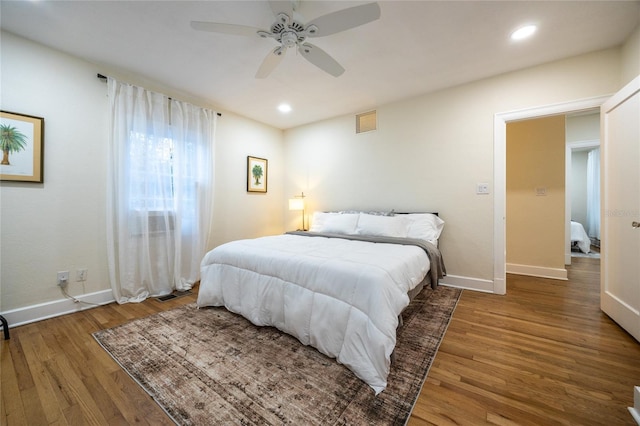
356 110 377 134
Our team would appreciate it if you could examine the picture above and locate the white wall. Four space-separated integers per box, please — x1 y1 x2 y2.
571 151 589 226
210 113 284 247
283 47 623 290
1 32 109 314
621 25 640 85
0 32 284 320
566 113 600 143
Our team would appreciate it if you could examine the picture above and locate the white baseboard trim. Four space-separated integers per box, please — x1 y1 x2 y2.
629 387 640 425
440 275 495 293
1 289 115 328
506 263 568 280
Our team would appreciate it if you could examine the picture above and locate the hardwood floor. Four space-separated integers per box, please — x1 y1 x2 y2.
410 257 640 425
1 295 191 425
2 257 638 425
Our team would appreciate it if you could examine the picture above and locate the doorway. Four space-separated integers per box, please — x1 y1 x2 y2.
565 114 601 264
493 96 610 295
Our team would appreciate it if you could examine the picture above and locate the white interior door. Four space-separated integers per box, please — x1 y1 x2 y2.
600 75 640 342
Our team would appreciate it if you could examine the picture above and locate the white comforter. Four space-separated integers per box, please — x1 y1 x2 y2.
197 233 431 394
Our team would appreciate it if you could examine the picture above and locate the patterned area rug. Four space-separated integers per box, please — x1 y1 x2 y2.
93 286 461 425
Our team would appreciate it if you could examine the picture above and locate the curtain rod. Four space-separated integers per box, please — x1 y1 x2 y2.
96 73 222 117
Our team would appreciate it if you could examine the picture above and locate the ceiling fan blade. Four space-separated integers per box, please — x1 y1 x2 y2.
307 2 381 37
269 0 294 19
298 43 344 77
256 47 287 79
190 21 260 37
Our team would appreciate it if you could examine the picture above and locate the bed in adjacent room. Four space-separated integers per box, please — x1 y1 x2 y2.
571 220 591 254
197 211 446 394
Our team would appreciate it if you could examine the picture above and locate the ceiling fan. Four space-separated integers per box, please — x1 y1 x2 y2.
190 1 381 78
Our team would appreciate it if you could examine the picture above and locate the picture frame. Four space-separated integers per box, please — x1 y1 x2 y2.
0 110 44 183
247 156 267 193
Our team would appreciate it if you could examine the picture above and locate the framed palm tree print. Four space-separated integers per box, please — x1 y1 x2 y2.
247 156 267 193
0 111 44 183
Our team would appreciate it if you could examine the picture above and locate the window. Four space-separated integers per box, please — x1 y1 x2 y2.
128 131 175 212
107 76 216 301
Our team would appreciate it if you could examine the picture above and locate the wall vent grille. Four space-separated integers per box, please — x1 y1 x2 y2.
356 110 377 133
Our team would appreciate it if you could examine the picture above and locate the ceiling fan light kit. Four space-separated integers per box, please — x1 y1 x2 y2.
191 1 381 78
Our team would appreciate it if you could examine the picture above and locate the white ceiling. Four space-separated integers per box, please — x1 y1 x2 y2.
1 1 638 129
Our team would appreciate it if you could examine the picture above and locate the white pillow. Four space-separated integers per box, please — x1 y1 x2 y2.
405 214 445 242
309 212 339 232
316 213 359 234
355 213 408 238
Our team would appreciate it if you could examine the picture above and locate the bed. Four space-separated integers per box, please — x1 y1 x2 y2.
571 220 591 254
197 211 446 394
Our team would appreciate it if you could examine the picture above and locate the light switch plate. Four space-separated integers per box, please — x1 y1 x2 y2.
476 183 490 194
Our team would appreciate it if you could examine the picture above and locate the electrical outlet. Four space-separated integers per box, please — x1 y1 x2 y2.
76 268 88 282
57 271 69 287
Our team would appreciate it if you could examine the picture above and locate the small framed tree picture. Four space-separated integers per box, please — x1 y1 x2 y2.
247 156 267 193
1 111 44 183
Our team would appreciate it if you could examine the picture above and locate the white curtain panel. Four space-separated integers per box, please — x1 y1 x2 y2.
586 147 600 239
106 78 216 303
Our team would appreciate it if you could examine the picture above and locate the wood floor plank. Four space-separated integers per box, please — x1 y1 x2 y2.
7 333 35 394
1 341 28 426
47 354 110 425
17 334 68 424
18 383 51 426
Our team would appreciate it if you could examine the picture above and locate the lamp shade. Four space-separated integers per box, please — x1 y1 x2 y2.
288 198 304 211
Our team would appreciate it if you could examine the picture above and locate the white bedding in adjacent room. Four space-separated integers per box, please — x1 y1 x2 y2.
197 232 437 394
571 221 591 254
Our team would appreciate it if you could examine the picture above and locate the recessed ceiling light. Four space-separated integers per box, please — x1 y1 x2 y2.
511 24 537 41
278 103 292 113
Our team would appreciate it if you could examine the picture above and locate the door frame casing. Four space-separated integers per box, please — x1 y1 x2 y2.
493 96 611 295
